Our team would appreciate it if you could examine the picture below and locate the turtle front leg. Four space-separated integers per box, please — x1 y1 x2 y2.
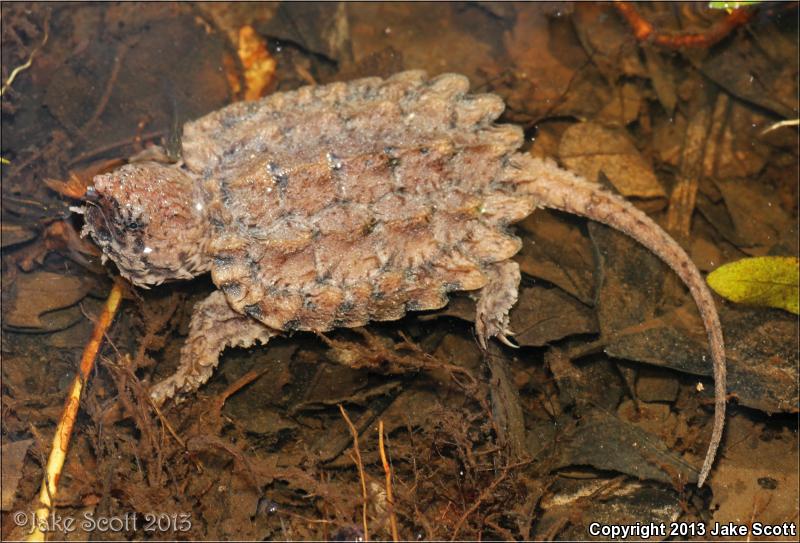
475 260 521 349
149 290 275 406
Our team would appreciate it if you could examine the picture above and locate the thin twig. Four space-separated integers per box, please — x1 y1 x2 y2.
149 400 185 448
1 12 50 97
102 351 186 450
614 1 753 49
339 404 369 542
378 420 399 542
450 469 508 541
80 44 128 132
67 130 166 166
760 118 800 135
28 280 124 542
211 368 271 419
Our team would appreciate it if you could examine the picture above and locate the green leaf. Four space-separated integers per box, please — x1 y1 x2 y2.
708 1 762 10
707 256 799 315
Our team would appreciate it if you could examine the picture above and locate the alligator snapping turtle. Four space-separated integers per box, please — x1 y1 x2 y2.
80 71 725 485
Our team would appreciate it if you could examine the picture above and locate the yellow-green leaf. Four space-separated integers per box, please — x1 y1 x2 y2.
707 256 799 315
708 1 761 10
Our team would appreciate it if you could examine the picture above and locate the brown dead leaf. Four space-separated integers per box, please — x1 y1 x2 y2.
652 111 687 168
703 99 772 180
503 5 591 119
709 415 799 529
643 47 678 114
606 303 798 414
553 410 700 484
510 285 597 347
4 270 91 329
11 220 99 272
1 438 33 510
44 172 90 199
595 82 643 127
714 179 797 254
0 222 37 248
44 158 125 199
698 16 799 120
559 122 666 198
379 388 443 432
590 218 667 337
571 2 648 79
653 98 772 181
516 210 596 304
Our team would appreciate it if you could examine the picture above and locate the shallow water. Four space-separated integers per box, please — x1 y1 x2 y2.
1 3 798 540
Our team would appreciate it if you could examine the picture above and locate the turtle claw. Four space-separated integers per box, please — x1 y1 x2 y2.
497 331 519 349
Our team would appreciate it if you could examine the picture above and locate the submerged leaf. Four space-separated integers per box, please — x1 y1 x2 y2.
559 122 666 198
707 257 799 314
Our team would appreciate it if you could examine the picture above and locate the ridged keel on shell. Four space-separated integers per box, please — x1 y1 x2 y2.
188 73 532 333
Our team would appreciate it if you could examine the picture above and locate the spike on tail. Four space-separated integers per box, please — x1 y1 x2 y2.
520 156 726 487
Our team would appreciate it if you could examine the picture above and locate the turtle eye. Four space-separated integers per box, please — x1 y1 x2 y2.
125 219 142 231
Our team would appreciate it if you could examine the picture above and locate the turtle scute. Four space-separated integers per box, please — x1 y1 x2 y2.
186 72 529 333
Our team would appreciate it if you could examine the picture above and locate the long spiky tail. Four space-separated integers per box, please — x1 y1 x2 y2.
520 157 726 487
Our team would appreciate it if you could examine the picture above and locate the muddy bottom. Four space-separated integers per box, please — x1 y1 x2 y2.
1 2 798 541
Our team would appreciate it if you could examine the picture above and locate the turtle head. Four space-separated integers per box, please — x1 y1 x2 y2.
81 162 211 287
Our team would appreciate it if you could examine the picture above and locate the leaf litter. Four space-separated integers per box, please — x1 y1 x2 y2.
1 2 797 540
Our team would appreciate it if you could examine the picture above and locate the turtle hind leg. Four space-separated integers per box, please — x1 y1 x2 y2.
149 290 275 406
475 260 521 349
